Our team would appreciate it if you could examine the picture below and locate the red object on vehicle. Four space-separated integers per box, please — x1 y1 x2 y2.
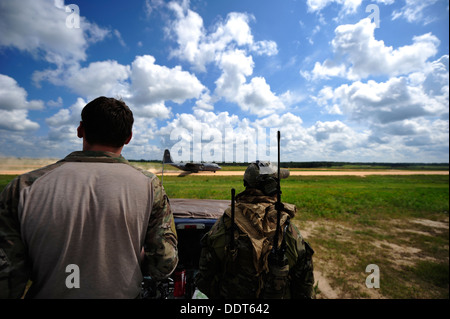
173 269 186 298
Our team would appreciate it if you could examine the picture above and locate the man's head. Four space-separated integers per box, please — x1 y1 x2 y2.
78 97 133 151
243 161 290 196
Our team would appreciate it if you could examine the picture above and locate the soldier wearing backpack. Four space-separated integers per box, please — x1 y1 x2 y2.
195 161 315 299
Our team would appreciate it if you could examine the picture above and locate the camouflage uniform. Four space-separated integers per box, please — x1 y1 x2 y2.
0 151 178 298
195 188 315 299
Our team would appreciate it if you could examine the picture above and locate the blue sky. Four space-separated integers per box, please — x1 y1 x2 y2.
0 0 448 162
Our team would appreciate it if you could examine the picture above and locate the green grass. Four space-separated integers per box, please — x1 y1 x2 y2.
157 173 449 299
2 174 448 221
158 174 449 222
0 175 17 191
161 175 244 199
1 173 448 299
281 175 449 221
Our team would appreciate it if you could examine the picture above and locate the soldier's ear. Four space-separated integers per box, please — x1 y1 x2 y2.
77 122 84 139
124 131 132 145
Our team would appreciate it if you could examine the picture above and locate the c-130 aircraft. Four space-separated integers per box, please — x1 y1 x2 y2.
163 149 222 173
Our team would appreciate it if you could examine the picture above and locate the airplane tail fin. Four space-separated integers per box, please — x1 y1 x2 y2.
163 149 173 164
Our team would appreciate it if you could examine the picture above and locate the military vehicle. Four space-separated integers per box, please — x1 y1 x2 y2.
141 198 229 299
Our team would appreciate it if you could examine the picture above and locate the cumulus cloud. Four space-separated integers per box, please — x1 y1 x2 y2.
0 109 40 132
63 61 130 99
0 75 43 131
1 0 446 163
46 97 85 143
167 3 277 72
213 49 285 116
159 109 272 162
122 116 160 160
318 55 448 123
0 75 44 111
334 77 432 123
313 54 448 161
165 1 282 116
392 0 439 24
307 18 440 80
34 54 206 120
157 107 374 162
0 0 109 66
299 13 448 162
129 55 205 118
306 0 362 14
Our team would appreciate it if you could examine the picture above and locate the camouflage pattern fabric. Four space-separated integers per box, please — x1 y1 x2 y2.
195 188 315 299
0 151 178 298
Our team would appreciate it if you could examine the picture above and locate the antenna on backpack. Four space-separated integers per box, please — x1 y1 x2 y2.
263 130 290 299
272 130 284 258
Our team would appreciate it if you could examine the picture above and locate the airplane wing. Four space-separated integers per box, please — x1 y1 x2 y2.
162 149 220 173
185 163 203 172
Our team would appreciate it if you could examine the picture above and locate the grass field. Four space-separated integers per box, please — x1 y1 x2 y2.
1 172 448 299
160 173 449 298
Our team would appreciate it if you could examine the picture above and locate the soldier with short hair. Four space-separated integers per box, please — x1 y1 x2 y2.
0 96 178 298
195 161 315 299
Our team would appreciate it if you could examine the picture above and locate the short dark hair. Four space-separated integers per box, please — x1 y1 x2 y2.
81 96 134 147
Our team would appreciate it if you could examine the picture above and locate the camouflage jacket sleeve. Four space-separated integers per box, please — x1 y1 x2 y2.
141 174 178 281
286 222 315 299
0 176 31 298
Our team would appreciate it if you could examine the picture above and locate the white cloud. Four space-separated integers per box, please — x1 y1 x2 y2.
0 110 40 131
312 54 448 161
167 4 278 73
0 0 446 163
214 49 285 116
392 0 439 24
113 29 126 47
367 116 449 161
0 74 43 131
307 18 440 80
308 61 347 80
306 0 362 14
46 97 85 143
159 109 368 162
122 116 159 159
212 12 254 47
0 0 110 66
319 55 448 124
34 54 206 120
215 49 254 99
32 60 131 102
306 120 369 159
237 77 285 116
47 97 64 108
250 40 278 56
65 61 131 99
165 1 282 116
0 75 44 111
131 55 205 104
159 109 267 162
194 92 215 111
129 55 205 118
167 1 208 71
144 0 165 17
